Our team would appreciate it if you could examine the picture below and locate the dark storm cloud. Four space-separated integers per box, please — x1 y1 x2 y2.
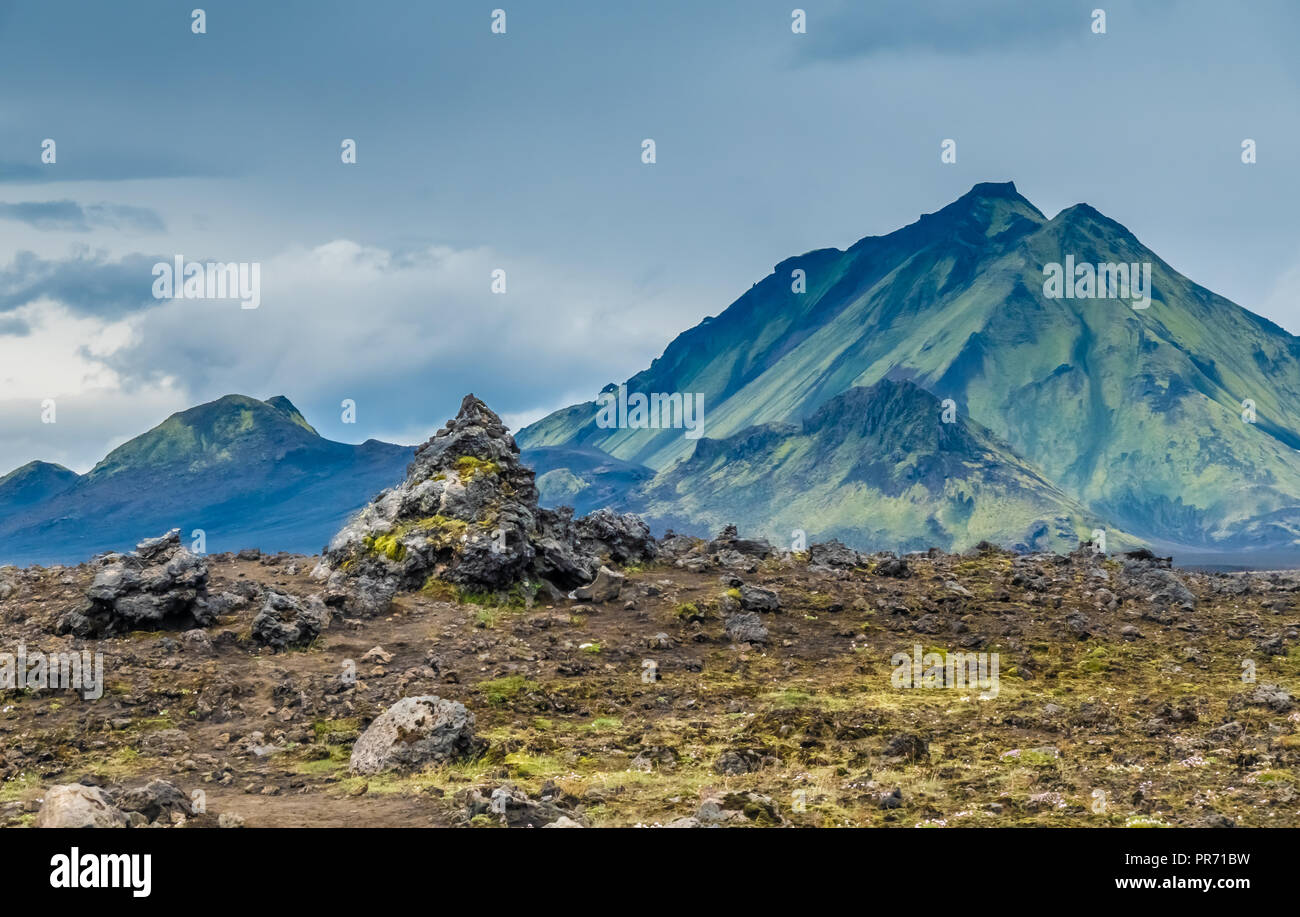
0 249 164 318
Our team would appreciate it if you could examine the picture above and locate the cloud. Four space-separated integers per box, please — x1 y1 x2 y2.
0 298 183 474
0 238 695 468
102 239 690 440
0 200 165 233
0 248 166 319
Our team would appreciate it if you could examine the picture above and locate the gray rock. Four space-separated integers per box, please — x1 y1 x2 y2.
35 784 128 828
1250 684 1293 713
725 612 769 644
873 555 911 578
739 584 780 613
350 696 481 774
251 591 328 649
463 782 580 827
541 816 584 828
712 748 765 775
1123 559 1196 608
1065 610 1093 638
321 395 657 600
114 778 191 822
571 566 625 603
705 525 773 559
695 790 782 825
808 540 861 567
57 529 212 636
573 509 657 565
181 629 213 652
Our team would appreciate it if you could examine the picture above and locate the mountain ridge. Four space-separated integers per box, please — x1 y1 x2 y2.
0 395 413 565
518 181 1300 556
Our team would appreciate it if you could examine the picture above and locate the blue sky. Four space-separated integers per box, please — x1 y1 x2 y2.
1 0 1298 472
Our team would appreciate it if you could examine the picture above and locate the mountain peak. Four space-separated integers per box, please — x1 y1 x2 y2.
0 460 80 511
88 393 326 480
870 180 1045 251
962 180 1022 200
0 459 75 482
264 395 318 435
939 180 1044 223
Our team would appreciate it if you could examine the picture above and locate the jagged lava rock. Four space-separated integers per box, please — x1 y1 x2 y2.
322 394 655 600
251 590 329 649
57 529 213 636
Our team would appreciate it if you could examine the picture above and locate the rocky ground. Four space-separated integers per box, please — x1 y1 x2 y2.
1 396 1297 828
1 535 1298 828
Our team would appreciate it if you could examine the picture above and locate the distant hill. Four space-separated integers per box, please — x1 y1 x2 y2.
0 461 80 511
0 395 412 566
521 445 655 517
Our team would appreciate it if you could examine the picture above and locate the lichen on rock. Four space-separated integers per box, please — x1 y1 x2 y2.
319 394 655 611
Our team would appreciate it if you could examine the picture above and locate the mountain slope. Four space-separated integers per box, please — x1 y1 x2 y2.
0 395 412 565
630 379 1126 553
0 461 80 511
519 182 1300 554
521 445 655 517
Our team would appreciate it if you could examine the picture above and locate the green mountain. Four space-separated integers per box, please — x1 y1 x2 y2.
0 395 412 565
519 181 1300 555
0 461 80 511
633 379 1124 553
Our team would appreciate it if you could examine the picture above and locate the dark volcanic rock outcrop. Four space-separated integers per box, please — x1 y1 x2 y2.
57 529 213 636
320 395 655 605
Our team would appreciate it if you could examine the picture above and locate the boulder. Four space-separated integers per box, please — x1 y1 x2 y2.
808 540 861 567
573 509 657 565
251 591 328 649
739 584 780 613
707 524 773 559
725 612 769 644
349 696 481 774
873 555 911 578
35 784 128 828
571 566 624 603
114 778 191 823
56 530 213 636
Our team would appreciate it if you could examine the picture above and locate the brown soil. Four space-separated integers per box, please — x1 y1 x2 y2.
1 548 1297 827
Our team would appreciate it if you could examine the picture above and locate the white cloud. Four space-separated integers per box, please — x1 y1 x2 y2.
0 238 697 471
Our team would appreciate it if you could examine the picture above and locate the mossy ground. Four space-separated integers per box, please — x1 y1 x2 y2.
0 548 1296 827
